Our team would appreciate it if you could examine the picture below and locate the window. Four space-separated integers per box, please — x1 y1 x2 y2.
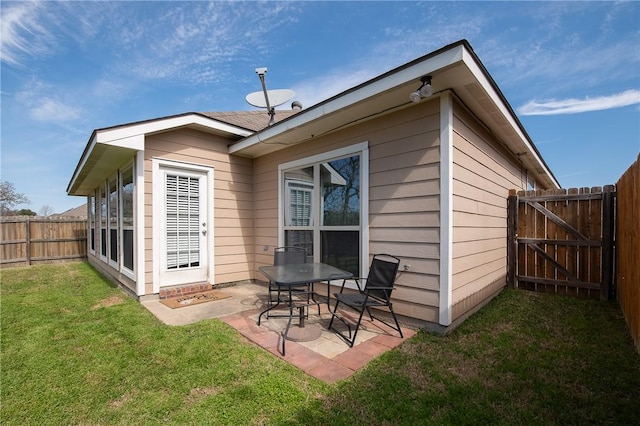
319 156 361 275
99 184 107 259
527 178 535 190
88 195 95 253
281 144 367 276
93 160 136 278
121 166 134 272
286 178 313 226
108 176 118 265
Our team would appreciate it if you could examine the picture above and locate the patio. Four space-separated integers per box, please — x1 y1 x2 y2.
142 281 415 383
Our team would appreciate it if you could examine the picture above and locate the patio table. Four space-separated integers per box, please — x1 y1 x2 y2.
257 263 353 354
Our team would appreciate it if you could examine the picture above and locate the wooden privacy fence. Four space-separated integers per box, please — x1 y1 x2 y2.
507 186 616 301
0 217 87 267
616 153 640 352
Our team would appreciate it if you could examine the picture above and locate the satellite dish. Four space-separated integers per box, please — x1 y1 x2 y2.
246 67 296 126
246 89 295 108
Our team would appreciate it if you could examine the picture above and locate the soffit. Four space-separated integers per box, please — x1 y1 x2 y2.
67 142 136 195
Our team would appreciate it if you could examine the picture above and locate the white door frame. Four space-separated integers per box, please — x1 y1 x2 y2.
152 158 214 294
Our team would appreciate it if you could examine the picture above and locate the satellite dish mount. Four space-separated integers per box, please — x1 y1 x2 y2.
255 68 275 126
246 68 295 126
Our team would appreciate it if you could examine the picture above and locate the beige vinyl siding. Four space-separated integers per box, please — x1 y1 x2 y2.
143 128 254 294
451 99 526 321
253 99 441 322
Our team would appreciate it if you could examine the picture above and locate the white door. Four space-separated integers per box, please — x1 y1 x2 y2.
158 165 210 286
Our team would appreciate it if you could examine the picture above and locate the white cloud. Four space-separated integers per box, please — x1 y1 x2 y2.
293 68 378 109
15 79 83 123
31 98 81 122
113 2 298 85
0 2 51 66
518 90 640 116
91 79 129 102
1 1 296 83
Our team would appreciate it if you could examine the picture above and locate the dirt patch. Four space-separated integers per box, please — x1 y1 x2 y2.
92 295 126 310
186 386 219 404
109 391 136 409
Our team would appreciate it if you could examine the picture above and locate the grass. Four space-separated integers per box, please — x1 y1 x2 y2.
2 262 639 425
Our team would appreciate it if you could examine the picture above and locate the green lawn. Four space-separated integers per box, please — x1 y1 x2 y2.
2 262 639 425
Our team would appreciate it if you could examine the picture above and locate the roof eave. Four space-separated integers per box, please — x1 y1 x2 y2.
230 39 559 189
67 113 253 196
229 41 467 157
458 45 560 189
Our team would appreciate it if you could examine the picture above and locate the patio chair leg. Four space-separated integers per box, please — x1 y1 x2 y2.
266 286 283 319
347 307 367 347
368 306 404 339
366 306 374 321
308 282 321 315
328 299 358 347
390 307 404 338
328 300 338 330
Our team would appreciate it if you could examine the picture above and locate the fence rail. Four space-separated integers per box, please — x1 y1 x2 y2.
616 153 640 352
0 217 87 267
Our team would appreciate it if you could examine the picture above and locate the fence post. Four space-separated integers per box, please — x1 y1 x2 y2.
507 190 518 288
25 217 32 266
601 185 616 300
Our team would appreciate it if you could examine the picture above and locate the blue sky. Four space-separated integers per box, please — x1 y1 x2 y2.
1 1 639 214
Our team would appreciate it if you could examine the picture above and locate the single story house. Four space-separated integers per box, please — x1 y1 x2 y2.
53 203 88 219
67 40 559 331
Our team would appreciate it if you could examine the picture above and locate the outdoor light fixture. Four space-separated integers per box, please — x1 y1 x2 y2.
410 75 433 103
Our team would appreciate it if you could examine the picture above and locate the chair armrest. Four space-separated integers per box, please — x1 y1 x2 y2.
335 277 367 294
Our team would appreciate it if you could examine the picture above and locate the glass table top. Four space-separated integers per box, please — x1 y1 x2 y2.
258 263 353 286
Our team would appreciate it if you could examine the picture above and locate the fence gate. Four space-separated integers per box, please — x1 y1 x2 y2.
507 187 616 300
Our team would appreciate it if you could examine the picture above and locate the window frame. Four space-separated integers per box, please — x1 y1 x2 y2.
99 183 108 262
278 142 369 280
108 174 119 268
88 193 96 254
120 163 135 278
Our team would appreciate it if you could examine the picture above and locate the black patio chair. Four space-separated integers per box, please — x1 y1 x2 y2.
259 246 319 322
328 254 403 347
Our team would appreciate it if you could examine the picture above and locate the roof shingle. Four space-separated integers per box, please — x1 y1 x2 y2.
200 110 300 132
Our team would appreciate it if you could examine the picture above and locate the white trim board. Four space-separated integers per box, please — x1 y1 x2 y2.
439 92 454 326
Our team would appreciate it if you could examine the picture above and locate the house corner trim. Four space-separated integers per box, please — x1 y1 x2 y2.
135 151 146 296
439 92 454 326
